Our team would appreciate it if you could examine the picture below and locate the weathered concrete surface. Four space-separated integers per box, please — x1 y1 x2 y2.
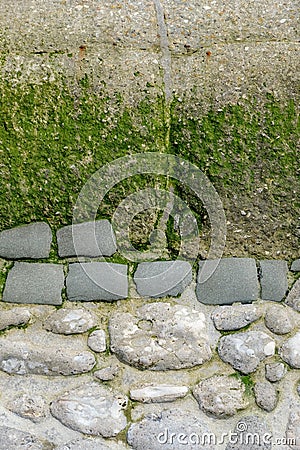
0 0 298 106
0 425 53 450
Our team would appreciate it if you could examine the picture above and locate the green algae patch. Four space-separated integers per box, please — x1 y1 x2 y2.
0 77 298 259
0 79 167 231
170 96 299 259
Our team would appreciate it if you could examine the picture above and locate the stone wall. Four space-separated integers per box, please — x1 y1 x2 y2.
0 1 299 448
0 220 300 448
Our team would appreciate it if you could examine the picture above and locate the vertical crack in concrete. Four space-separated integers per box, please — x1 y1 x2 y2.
153 0 172 102
153 1 174 246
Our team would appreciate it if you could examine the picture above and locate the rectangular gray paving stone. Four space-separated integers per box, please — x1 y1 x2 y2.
291 259 300 272
133 260 192 298
0 222 52 259
66 262 128 302
57 220 117 258
196 258 259 305
3 262 64 305
259 260 288 302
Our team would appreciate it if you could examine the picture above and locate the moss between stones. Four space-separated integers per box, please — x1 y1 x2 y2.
230 372 255 396
0 76 298 259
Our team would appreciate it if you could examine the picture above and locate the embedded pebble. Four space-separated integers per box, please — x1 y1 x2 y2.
193 375 248 418
226 416 272 449
285 278 300 311
130 385 188 403
109 302 212 370
0 425 53 450
0 307 31 331
44 308 97 334
286 409 300 449
265 362 286 382
87 329 106 352
7 393 47 423
264 305 293 335
211 304 261 331
127 409 214 449
218 331 275 374
254 381 278 412
50 382 128 437
94 365 119 381
0 330 96 375
279 332 300 368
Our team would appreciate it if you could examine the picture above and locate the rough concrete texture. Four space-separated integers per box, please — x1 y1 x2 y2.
0 0 298 105
0 425 53 450
66 262 128 301
259 260 288 301
225 416 272 450
197 258 259 305
3 262 64 305
57 220 117 258
0 222 52 259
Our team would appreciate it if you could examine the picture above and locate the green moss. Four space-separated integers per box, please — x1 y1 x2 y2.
0 76 298 258
230 372 254 396
0 260 12 298
0 78 167 231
